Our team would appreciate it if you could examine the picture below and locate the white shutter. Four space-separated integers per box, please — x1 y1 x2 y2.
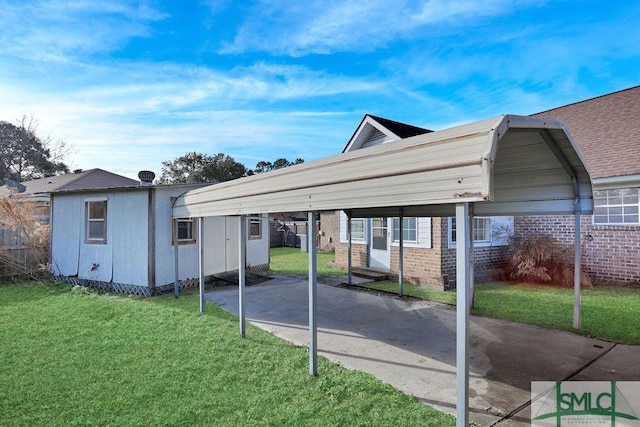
416 217 432 248
339 211 348 243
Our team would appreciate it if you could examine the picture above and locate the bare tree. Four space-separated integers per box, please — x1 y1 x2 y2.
0 115 70 182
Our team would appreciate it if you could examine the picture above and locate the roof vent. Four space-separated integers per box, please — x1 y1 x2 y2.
4 179 26 193
138 170 156 186
73 169 83 174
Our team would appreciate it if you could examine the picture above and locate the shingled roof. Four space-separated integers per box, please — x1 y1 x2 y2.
533 85 640 180
0 169 138 201
366 115 432 138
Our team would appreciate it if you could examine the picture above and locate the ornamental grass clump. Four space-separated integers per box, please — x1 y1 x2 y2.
506 234 592 287
0 193 50 281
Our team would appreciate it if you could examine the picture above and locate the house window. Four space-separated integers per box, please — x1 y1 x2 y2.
593 188 639 225
85 200 107 243
392 217 417 242
249 215 262 239
450 217 491 243
349 218 365 241
173 218 195 244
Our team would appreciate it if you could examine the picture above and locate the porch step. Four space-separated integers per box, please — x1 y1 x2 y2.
351 268 389 281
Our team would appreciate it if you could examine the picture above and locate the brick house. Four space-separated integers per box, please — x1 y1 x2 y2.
519 86 640 284
320 115 513 290
321 86 640 287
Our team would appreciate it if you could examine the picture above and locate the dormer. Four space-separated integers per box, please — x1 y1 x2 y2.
342 114 432 153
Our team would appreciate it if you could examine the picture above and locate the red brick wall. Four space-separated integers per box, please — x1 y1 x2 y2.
334 243 368 268
515 215 640 284
319 211 339 251
440 217 509 287
332 217 512 290
387 218 445 288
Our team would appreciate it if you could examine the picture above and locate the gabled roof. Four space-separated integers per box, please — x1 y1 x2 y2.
0 169 138 201
343 114 432 152
533 85 640 182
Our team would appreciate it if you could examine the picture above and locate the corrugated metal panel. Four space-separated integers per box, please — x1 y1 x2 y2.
111 192 149 286
174 115 593 219
51 195 82 276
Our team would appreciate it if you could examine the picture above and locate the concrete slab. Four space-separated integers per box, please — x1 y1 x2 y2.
205 277 637 426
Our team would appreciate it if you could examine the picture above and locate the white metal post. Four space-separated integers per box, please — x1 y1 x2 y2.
468 205 475 309
239 215 247 337
455 203 471 427
174 217 180 298
198 217 205 314
573 203 582 329
399 209 404 296
347 211 352 286
308 211 318 376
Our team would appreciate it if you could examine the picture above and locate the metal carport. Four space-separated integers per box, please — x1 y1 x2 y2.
172 114 592 426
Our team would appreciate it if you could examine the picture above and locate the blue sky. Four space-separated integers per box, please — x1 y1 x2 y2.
1 0 639 179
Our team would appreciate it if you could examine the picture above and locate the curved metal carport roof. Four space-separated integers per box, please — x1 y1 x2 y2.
173 114 592 426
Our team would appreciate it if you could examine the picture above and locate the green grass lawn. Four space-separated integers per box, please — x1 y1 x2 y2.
0 282 453 427
364 280 640 344
268 246 346 276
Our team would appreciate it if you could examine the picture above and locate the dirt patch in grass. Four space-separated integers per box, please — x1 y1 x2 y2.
205 272 272 289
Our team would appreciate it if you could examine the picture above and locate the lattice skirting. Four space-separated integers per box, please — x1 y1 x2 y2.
54 276 201 296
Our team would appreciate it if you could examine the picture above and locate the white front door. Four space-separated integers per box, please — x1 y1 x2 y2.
369 217 390 269
225 217 239 271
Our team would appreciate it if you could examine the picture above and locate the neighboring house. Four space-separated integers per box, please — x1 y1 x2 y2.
322 115 512 289
50 173 270 295
0 168 140 222
1 169 140 278
519 86 640 283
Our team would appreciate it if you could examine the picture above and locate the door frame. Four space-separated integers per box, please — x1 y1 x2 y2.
369 217 391 269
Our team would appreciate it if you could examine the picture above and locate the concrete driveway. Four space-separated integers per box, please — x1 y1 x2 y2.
205 276 640 426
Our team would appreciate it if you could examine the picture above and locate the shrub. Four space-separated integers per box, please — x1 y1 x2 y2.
0 193 50 281
504 234 592 287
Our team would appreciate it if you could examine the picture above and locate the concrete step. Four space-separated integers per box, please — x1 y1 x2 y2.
351 268 389 281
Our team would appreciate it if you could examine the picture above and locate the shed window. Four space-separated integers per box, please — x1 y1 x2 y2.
173 218 195 244
85 200 107 243
249 215 262 239
450 217 491 244
349 218 365 241
392 217 417 243
593 188 639 224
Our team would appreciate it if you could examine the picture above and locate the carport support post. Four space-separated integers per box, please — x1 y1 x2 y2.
468 205 475 309
308 211 318 376
399 208 404 296
198 217 205 314
347 211 352 286
455 202 471 427
573 205 582 329
239 215 246 337
174 217 179 298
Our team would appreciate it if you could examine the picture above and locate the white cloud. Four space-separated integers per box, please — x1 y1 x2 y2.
0 0 167 62
219 0 546 56
0 54 379 177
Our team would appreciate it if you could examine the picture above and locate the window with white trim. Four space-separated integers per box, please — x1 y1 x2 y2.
593 188 639 225
173 218 195 244
85 200 107 243
249 215 262 239
392 217 417 243
350 218 365 241
450 217 491 244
